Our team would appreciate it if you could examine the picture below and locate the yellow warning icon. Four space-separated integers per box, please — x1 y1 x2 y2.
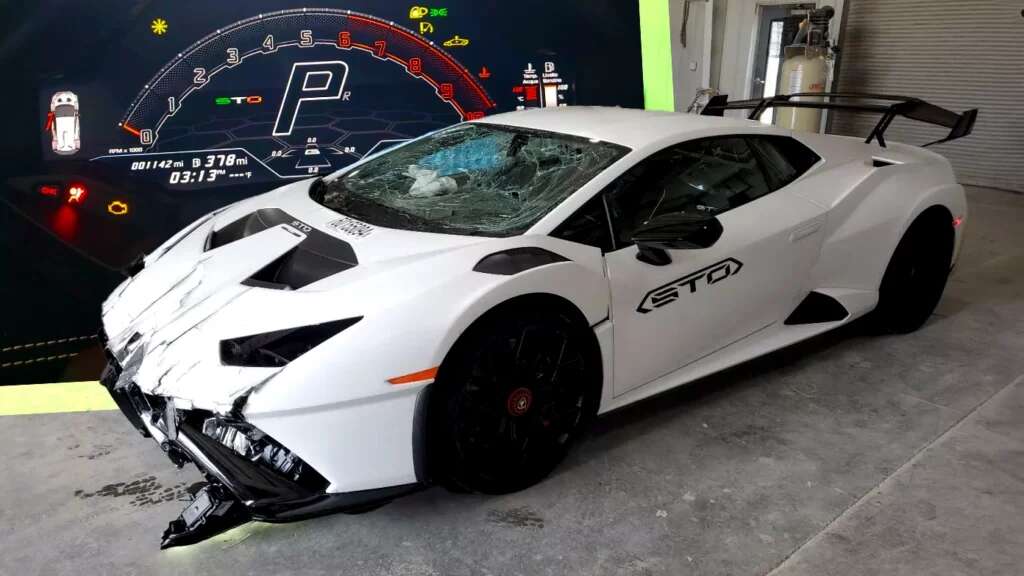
409 6 429 19
107 200 129 216
150 18 168 36
443 35 469 48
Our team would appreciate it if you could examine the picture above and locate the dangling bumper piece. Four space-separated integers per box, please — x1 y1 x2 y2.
99 353 419 548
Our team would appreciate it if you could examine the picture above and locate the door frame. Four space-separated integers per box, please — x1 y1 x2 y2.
718 0 845 102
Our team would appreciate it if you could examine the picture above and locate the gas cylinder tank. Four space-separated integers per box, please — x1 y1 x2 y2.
776 46 828 132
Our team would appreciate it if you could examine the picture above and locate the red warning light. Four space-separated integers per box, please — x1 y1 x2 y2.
67 183 88 204
524 85 538 101
52 204 79 241
39 184 60 197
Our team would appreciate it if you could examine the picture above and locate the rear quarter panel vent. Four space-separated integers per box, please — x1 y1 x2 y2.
872 158 901 168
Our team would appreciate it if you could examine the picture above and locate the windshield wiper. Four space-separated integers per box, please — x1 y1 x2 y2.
345 194 463 233
508 133 529 158
320 178 469 233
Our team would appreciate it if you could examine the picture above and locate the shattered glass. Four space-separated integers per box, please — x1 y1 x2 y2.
318 123 629 237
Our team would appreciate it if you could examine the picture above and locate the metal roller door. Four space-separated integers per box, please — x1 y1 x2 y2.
831 0 1024 191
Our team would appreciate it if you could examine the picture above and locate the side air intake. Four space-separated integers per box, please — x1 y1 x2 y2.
785 291 849 325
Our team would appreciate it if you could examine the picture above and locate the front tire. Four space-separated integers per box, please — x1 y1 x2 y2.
872 208 955 334
430 300 599 494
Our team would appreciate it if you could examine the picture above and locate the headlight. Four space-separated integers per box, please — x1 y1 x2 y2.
220 317 361 367
202 417 326 488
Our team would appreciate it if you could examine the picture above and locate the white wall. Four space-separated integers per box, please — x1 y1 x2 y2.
669 0 714 111
709 0 730 91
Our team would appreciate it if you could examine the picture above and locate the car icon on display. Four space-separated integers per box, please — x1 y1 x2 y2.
442 35 470 48
49 91 80 155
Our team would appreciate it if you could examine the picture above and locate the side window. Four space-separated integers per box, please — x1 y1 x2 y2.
604 137 771 246
747 136 821 190
551 194 615 252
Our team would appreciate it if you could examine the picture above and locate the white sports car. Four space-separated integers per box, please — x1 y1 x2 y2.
49 91 80 155
99 94 977 547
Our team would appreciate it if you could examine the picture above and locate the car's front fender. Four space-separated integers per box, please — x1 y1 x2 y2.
241 235 608 492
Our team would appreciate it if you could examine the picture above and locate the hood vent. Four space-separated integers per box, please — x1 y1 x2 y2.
209 208 358 290
208 208 293 250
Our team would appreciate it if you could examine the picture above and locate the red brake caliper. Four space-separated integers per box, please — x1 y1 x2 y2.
506 387 533 416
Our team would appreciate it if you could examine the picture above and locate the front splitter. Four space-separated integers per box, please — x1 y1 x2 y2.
161 482 251 549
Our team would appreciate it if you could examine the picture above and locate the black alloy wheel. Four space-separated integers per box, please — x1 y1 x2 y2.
873 208 955 334
431 301 598 494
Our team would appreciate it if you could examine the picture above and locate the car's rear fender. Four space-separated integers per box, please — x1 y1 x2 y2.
806 158 965 315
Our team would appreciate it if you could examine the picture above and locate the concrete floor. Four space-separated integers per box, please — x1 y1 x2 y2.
2 186 1022 576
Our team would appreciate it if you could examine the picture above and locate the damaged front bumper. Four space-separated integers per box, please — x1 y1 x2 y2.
99 352 418 548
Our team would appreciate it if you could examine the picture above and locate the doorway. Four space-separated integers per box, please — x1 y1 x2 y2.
749 4 815 124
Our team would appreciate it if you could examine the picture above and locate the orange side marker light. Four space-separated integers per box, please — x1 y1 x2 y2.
388 367 439 385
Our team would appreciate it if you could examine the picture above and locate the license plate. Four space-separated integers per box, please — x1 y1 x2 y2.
182 488 214 528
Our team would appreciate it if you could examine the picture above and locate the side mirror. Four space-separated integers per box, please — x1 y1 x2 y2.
631 213 724 266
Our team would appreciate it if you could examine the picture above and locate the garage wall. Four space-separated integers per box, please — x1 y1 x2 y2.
709 0 730 91
670 0 713 110
832 0 1024 191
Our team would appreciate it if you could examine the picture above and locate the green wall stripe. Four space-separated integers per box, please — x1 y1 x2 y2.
639 0 675 111
0 381 115 416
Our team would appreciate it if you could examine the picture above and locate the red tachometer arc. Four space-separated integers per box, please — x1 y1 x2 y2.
343 14 494 117
119 9 496 146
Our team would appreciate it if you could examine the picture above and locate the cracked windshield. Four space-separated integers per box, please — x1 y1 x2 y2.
317 123 629 236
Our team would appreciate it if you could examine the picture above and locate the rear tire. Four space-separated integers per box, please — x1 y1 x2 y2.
430 299 599 494
871 208 954 334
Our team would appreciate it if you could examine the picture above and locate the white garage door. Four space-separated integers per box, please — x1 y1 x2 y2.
831 0 1024 191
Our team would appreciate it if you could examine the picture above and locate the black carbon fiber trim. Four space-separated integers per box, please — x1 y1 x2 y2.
473 247 568 276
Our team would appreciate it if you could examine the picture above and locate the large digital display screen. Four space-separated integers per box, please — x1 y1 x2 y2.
0 1 643 383
2 0 642 267
28 1 642 191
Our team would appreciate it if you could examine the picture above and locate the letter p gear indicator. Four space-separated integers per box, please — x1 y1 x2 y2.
273 61 349 136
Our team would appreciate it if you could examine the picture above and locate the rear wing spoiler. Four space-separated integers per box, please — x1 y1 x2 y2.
701 92 978 148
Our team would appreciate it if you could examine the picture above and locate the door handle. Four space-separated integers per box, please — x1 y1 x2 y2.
789 220 823 243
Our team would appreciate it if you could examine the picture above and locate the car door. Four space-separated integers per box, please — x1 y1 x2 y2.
602 136 827 396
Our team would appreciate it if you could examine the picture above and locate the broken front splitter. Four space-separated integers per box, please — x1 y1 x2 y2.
99 363 423 548
162 483 250 549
